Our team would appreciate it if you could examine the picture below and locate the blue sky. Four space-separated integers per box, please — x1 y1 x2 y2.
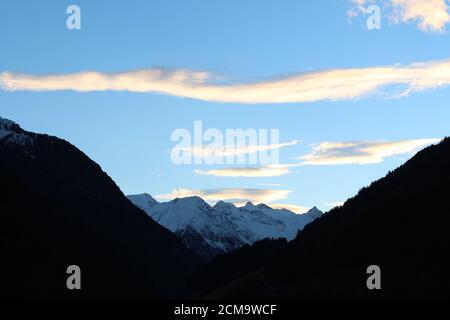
1 0 449 212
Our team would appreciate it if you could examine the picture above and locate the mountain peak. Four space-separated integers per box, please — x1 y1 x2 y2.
256 203 272 210
127 192 323 260
213 200 236 210
0 117 35 148
304 206 324 220
0 117 18 130
174 196 209 206
126 193 159 212
243 201 257 209
0 116 22 139
142 192 157 202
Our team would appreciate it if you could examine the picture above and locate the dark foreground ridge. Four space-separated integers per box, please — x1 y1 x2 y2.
191 138 450 300
0 117 201 299
1 116 449 301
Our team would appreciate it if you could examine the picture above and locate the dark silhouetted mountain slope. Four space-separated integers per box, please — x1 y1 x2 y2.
0 117 201 299
194 138 450 300
188 238 288 298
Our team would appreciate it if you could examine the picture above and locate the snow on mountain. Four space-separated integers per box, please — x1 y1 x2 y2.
127 193 323 259
0 117 17 130
302 206 323 220
0 117 17 139
0 116 34 147
127 193 158 211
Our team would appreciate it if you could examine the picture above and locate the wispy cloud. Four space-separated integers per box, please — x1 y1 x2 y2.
194 164 298 178
349 0 450 32
178 140 298 158
3 58 450 103
269 203 311 214
194 138 439 177
298 138 440 165
156 188 291 205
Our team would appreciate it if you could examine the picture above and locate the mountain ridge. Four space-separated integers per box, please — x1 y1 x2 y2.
0 116 201 299
191 137 450 299
127 193 323 259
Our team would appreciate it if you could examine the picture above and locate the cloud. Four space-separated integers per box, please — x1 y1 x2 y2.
194 164 298 177
155 187 291 204
195 138 440 176
178 140 299 158
269 203 311 214
350 0 450 32
298 138 440 165
348 0 375 16
391 0 450 32
3 58 450 103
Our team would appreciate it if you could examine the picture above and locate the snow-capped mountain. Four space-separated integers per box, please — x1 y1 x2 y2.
0 117 31 143
127 193 323 259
